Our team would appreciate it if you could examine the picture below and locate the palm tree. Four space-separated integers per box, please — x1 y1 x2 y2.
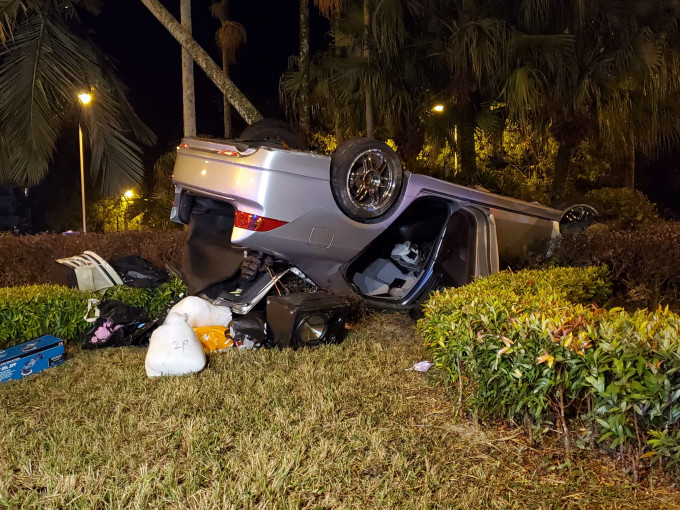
429 0 515 181
594 2 680 190
500 0 680 198
295 0 341 138
282 0 420 141
0 0 156 193
210 0 247 138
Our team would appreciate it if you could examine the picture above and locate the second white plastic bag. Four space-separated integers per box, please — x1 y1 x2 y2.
145 312 206 377
169 296 232 328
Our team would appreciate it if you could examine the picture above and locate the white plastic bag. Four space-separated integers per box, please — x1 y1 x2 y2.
169 296 232 328
145 312 206 377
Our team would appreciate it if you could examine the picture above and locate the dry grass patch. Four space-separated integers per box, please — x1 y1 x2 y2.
0 313 678 509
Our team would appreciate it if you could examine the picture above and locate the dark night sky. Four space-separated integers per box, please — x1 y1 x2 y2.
88 0 325 153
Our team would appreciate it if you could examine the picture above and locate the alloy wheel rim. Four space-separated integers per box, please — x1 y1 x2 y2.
561 204 599 225
346 149 397 213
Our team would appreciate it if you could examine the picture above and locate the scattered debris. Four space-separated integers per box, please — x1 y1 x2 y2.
55 251 123 292
82 300 153 350
406 361 434 372
193 326 233 352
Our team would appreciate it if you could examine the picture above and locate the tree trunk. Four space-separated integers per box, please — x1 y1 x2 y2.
621 124 635 189
457 102 477 183
299 0 311 137
363 0 374 138
552 141 573 200
139 0 262 125
181 0 196 137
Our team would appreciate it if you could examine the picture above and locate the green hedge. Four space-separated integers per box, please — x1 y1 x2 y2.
0 278 186 349
585 187 658 230
418 267 680 473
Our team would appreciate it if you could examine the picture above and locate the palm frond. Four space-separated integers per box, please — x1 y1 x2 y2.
518 0 557 28
88 41 156 146
447 17 511 90
372 0 406 57
637 29 665 75
503 66 545 122
0 5 154 193
0 13 76 185
0 135 15 183
512 32 574 54
0 0 29 43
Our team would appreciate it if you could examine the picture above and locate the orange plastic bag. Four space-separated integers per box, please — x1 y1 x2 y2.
193 326 233 353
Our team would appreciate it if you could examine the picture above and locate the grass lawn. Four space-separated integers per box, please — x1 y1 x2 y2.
1 313 678 509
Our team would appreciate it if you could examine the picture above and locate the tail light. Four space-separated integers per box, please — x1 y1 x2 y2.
234 210 287 232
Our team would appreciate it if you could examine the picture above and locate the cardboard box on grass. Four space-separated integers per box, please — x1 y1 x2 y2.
0 335 66 383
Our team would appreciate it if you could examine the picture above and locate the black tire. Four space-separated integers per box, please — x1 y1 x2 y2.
239 119 303 149
330 138 403 222
556 197 600 234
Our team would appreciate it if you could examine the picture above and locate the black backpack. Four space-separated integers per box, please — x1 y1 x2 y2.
108 255 170 288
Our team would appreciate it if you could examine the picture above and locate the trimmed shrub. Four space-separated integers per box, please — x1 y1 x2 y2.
556 222 680 310
419 267 680 473
103 277 187 319
585 187 658 230
582 307 680 454
418 267 611 422
0 278 186 349
0 285 92 348
0 230 187 288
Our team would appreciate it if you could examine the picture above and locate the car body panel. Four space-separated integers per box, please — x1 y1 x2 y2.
172 137 561 310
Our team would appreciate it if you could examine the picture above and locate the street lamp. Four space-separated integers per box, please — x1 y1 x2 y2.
77 92 92 233
122 189 134 231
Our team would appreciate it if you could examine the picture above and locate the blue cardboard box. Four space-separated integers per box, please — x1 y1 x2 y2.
0 335 66 382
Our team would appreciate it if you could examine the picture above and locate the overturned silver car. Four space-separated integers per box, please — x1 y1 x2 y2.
171 134 581 313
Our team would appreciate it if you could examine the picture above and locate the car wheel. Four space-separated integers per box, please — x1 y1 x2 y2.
239 118 303 149
559 202 600 233
330 138 403 222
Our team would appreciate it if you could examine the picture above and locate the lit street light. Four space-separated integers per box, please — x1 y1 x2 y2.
430 103 458 174
122 189 134 231
78 92 92 233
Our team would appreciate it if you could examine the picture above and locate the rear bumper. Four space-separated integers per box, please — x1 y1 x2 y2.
172 139 332 220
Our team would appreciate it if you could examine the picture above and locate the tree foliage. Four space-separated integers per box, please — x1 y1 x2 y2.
0 0 156 194
282 0 680 200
